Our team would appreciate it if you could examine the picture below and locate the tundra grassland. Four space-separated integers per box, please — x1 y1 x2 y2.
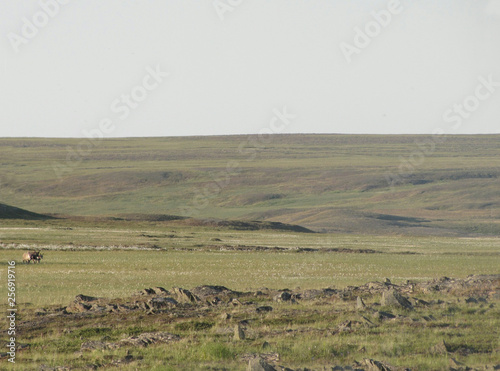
0 218 499 307
0 135 499 235
0 135 499 369
0 220 499 369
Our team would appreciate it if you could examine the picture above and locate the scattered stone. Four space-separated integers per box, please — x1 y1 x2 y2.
65 302 92 314
372 311 396 320
273 292 292 302
337 320 352 332
234 324 246 341
81 341 111 351
172 287 199 303
147 296 178 311
151 287 169 295
65 294 102 313
231 298 243 306
422 315 436 322
358 315 376 327
449 357 465 368
247 358 277 371
256 306 273 313
38 366 71 371
74 294 99 303
299 288 337 300
134 288 156 296
209 296 222 305
430 340 449 355
119 332 180 347
362 358 394 371
191 285 235 300
81 332 180 351
381 290 413 310
356 296 366 310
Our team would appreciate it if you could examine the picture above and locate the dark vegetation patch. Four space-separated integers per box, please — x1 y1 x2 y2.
182 219 315 233
0 203 55 220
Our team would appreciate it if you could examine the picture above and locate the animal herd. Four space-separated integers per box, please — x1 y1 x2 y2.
22 250 43 264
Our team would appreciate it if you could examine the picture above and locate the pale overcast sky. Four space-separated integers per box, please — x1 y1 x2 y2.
1 0 500 137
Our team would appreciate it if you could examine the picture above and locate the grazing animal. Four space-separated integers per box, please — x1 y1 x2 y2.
22 250 43 264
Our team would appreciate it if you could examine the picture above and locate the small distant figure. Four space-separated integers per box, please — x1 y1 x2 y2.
22 250 43 264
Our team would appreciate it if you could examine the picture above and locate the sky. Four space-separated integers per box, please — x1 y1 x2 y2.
1 0 500 137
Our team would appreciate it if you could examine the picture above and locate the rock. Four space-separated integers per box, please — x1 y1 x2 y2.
356 296 366 310
82 332 180 351
256 306 273 313
220 312 231 321
247 358 277 371
172 287 199 303
65 302 91 314
74 294 99 303
358 315 376 327
134 288 156 296
299 288 337 300
234 324 246 341
337 320 352 332
118 332 180 347
430 340 449 355
262 341 270 349
465 297 478 304
231 298 243 306
191 285 235 300
381 289 413 310
147 297 178 311
81 341 110 351
362 358 394 371
372 311 396 320
273 292 292 302
151 287 169 295
65 294 101 313
449 357 466 368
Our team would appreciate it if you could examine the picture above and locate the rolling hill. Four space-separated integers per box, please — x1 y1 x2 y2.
0 134 498 235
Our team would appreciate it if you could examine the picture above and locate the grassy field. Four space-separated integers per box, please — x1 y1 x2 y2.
0 218 498 370
0 135 499 369
0 135 499 235
0 218 498 308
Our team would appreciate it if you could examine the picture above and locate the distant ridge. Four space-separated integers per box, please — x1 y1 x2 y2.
0 203 54 220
